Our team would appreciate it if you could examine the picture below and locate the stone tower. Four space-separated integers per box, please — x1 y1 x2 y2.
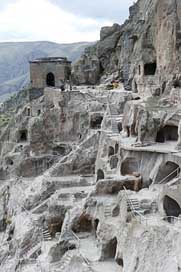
29 57 71 89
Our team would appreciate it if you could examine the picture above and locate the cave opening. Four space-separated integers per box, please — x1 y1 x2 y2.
94 219 99 232
19 130 28 142
117 122 122 133
144 62 157 76
121 158 139 176
163 195 181 222
116 257 124 267
97 169 105 182
156 125 178 143
115 143 119 154
90 115 103 129
27 108 31 116
104 237 117 259
72 214 93 233
108 146 114 157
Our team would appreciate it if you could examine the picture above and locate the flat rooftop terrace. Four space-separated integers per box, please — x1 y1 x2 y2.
30 57 71 64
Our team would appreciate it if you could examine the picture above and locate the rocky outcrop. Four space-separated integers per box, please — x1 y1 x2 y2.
72 0 181 95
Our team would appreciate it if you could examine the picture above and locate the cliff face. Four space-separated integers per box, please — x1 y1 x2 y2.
72 0 181 95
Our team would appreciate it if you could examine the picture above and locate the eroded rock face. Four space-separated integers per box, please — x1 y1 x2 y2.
1 0 181 272
72 0 181 94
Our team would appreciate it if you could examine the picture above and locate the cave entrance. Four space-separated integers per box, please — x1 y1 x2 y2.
19 130 28 142
155 161 180 184
94 219 99 232
108 146 114 157
156 125 178 143
104 237 117 259
144 62 157 76
72 214 93 233
46 72 55 87
163 195 181 222
121 158 139 176
117 122 122 133
90 114 103 129
96 169 105 182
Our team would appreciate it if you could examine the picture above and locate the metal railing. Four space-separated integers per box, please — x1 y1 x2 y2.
124 186 181 227
123 186 145 221
152 167 180 185
70 230 93 270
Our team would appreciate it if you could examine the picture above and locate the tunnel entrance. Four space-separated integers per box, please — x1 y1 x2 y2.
156 125 178 143
144 62 157 76
46 72 55 87
163 195 181 222
155 161 180 184
97 169 104 182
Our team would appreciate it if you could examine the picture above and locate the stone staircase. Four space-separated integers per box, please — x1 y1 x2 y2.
25 243 41 259
104 204 112 217
53 251 74 271
42 226 52 241
127 198 146 215
107 104 122 135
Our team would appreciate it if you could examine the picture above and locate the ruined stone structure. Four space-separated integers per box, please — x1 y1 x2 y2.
30 57 71 89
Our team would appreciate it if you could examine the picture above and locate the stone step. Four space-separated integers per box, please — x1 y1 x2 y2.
104 205 112 217
25 243 41 259
127 199 140 211
57 251 74 271
42 227 52 241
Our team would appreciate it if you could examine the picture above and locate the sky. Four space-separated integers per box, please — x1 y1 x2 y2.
0 0 134 43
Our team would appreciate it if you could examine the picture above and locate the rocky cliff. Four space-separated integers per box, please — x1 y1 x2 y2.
1 0 181 272
72 0 181 95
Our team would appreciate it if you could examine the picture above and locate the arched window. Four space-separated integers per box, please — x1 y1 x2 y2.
46 73 55 87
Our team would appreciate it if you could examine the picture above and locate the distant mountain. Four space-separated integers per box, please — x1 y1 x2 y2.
0 41 94 101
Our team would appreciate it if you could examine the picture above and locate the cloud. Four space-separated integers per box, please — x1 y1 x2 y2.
0 0 133 43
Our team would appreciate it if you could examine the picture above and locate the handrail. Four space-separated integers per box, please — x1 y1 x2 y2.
152 167 180 185
70 230 92 268
123 186 181 226
123 186 145 220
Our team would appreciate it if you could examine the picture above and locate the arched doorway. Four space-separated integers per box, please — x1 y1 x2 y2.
46 72 55 87
104 237 117 259
96 169 104 182
163 195 181 222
